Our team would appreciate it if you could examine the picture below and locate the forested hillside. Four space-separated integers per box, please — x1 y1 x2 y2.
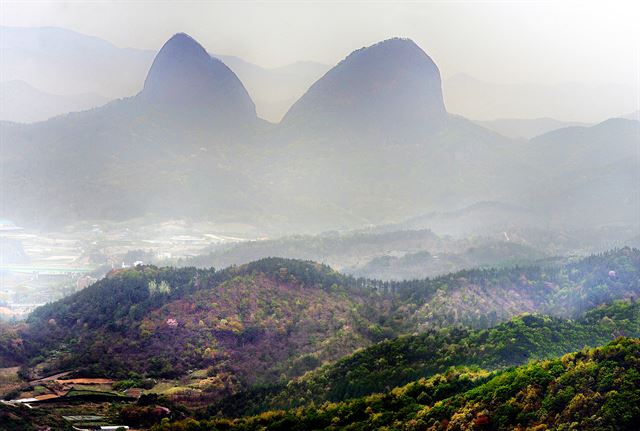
13 260 391 392
163 337 640 431
207 300 640 416
0 249 636 409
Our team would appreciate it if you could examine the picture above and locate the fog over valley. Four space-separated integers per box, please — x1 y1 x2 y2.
0 2 639 430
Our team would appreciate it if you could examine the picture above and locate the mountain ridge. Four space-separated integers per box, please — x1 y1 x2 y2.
1 33 638 234
4 248 638 380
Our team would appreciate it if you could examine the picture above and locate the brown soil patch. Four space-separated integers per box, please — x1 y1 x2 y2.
57 378 113 385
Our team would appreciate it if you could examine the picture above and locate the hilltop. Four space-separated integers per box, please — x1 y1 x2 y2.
14 260 388 390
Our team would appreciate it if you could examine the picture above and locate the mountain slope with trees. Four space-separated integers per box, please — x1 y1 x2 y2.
168 337 640 431
0 249 637 408
207 300 640 416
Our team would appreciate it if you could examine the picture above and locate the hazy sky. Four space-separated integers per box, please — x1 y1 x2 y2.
1 0 639 88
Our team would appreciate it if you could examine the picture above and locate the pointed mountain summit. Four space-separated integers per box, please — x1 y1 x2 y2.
282 38 447 134
140 33 257 124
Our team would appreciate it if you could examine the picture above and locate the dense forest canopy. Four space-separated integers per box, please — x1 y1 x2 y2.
159 337 640 431
0 249 636 408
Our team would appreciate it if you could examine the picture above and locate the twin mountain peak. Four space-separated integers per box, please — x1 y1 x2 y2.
138 33 448 128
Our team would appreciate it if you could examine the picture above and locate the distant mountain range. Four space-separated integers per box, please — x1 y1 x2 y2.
0 26 155 99
3 26 634 124
0 26 329 123
1 31 638 235
474 117 592 139
444 73 638 123
0 80 110 123
184 228 550 281
523 118 640 228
